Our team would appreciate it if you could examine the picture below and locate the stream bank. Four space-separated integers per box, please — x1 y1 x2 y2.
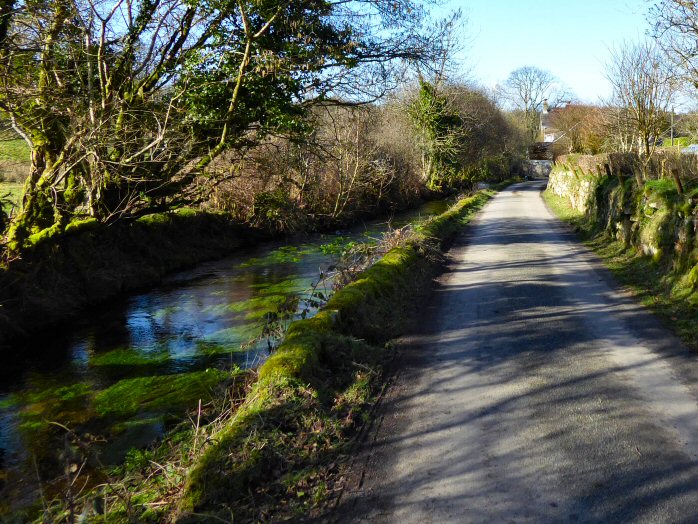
0 199 453 520
0 195 452 349
1 182 510 521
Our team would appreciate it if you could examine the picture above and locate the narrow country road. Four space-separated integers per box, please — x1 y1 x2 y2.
335 180 698 523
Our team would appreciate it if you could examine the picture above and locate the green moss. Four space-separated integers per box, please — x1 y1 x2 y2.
94 369 233 418
687 264 698 290
64 217 99 235
174 207 200 218
26 222 62 246
639 208 674 255
677 200 694 217
136 213 172 226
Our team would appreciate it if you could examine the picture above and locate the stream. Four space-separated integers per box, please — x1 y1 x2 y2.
0 200 450 514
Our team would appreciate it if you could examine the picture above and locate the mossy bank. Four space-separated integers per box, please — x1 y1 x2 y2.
173 186 509 521
545 154 698 347
41 182 511 522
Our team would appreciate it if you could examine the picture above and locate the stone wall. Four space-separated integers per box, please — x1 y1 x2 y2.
547 155 698 296
546 168 598 213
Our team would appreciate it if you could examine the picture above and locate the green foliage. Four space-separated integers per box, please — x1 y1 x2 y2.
408 80 463 189
1 0 445 252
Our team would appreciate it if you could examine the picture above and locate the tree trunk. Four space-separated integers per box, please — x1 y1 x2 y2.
5 145 58 251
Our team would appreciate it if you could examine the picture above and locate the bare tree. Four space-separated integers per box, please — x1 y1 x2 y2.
651 0 698 90
496 66 571 141
0 0 451 252
605 40 677 170
548 104 607 154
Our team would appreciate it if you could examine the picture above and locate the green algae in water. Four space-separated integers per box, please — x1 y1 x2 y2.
152 305 183 321
320 237 356 256
111 414 164 435
238 245 318 268
24 382 93 406
94 369 234 418
250 277 309 294
0 395 18 409
202 324 260 347
17 383 94 440
226 278 313 321
90 348 170 368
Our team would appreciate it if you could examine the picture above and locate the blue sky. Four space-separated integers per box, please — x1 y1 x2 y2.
439 0 651 102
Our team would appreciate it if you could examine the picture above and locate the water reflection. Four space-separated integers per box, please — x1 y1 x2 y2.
0 200 449 514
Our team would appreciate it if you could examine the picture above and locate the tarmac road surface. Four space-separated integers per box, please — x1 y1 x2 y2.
335 180 698 523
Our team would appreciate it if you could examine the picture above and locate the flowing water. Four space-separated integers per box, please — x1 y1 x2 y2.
0 200 450 514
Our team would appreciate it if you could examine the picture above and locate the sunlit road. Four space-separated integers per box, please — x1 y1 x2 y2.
336 180 698 523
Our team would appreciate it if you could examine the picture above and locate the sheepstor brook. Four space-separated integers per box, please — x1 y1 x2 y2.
0 200 449 515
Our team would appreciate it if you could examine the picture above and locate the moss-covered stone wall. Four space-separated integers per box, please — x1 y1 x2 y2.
547 154 698 293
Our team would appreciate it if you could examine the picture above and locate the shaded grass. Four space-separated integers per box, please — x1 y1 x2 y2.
543 190 698 349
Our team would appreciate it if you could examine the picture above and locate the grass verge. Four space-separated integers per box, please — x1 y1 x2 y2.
543 190 698 349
